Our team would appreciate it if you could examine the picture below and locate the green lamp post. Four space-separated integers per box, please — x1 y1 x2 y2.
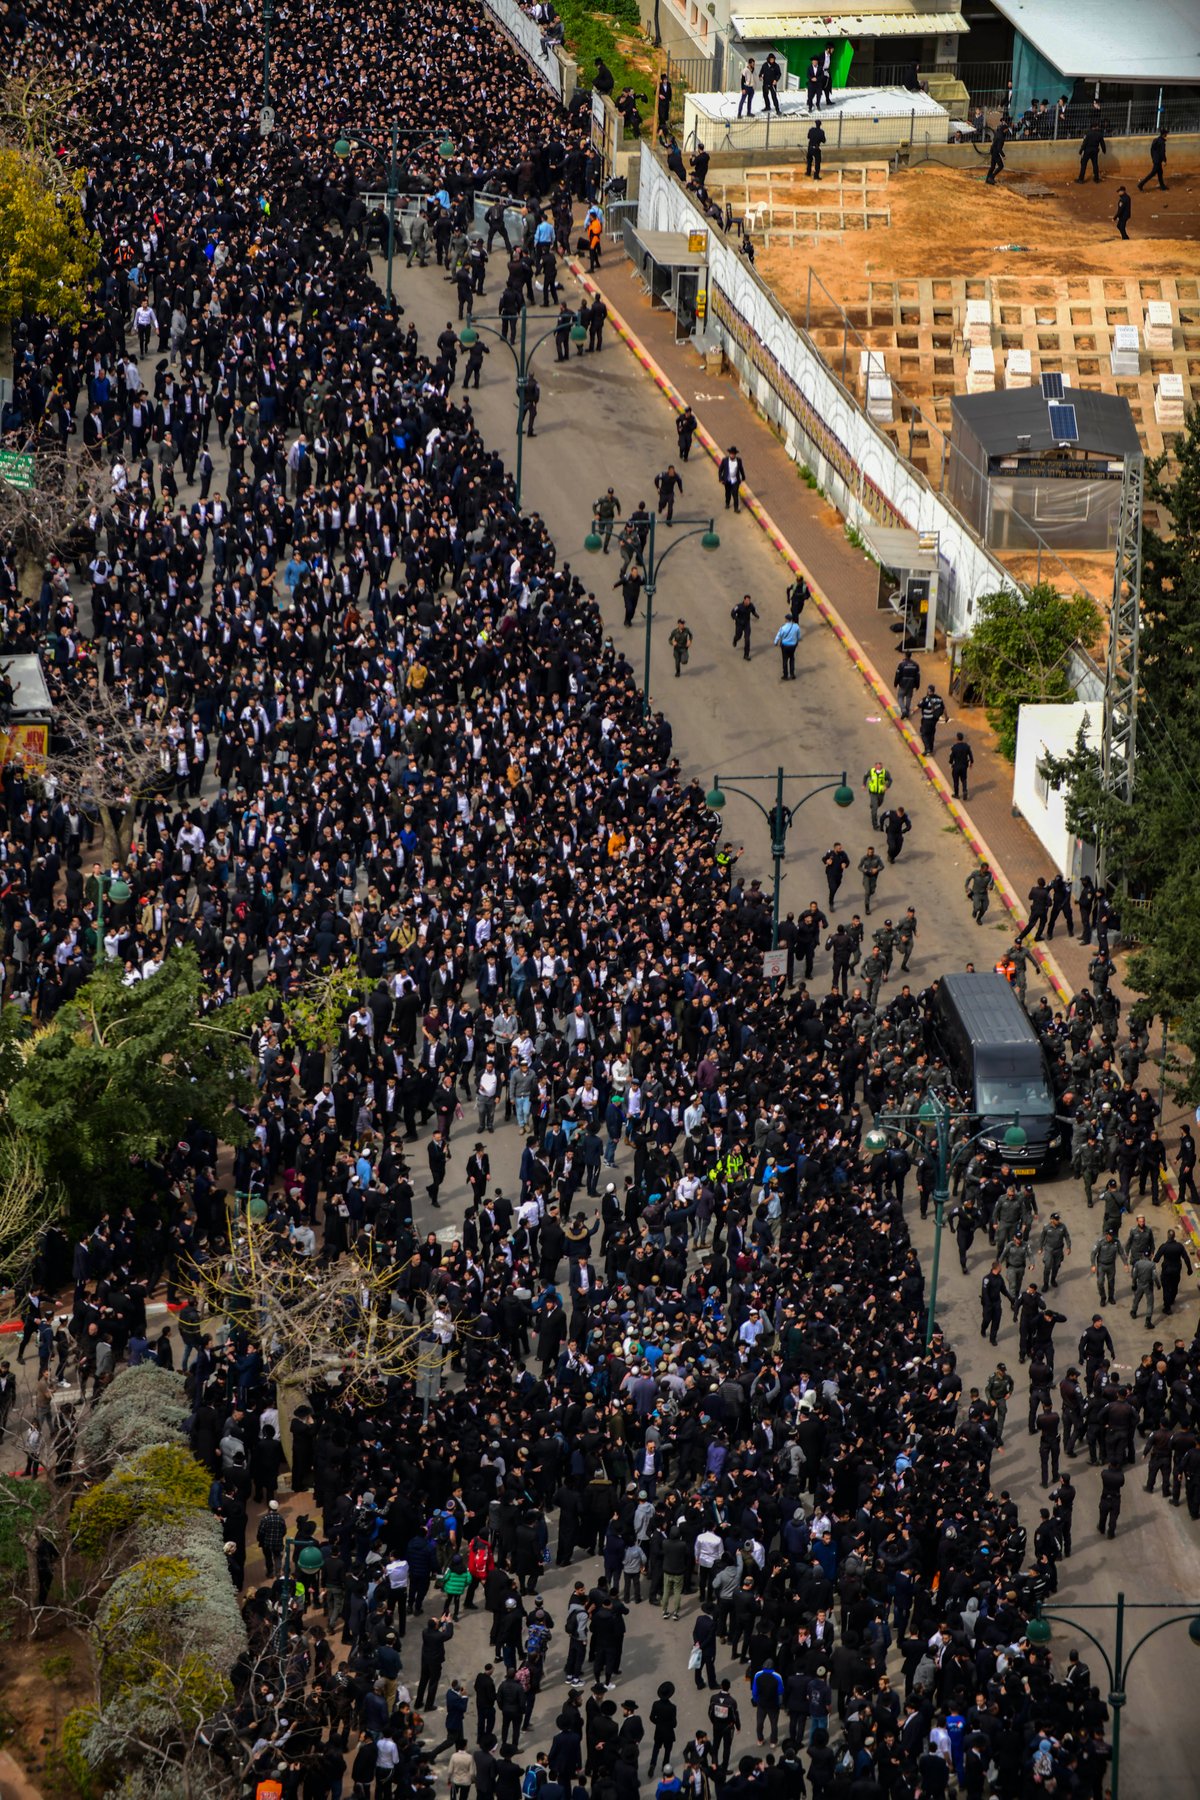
585 511 719 719
333 125 456 301
1025 1597 1200 1800
94 871 131 965
460 306 586 509
704 768 853 950
864 1095 1026 1347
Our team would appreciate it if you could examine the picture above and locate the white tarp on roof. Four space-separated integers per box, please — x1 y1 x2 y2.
990 0 1200 82
731 10 967 37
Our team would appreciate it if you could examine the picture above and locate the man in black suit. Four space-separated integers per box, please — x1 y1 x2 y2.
718 446 746 512
1137 127 1167 191
806 120 826 180
427 1129 449 1208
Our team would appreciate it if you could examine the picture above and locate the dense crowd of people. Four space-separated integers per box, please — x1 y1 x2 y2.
3 1 1194 1798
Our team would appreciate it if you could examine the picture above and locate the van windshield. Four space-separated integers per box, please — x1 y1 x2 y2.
976 1077 1054 1116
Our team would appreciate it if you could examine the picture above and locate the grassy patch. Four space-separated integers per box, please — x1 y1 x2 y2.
557 0 655 109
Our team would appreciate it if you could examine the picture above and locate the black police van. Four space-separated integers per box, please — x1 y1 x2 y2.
927 972 1062 1176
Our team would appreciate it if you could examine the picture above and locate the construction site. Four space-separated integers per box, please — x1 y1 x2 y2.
693 152 1199 583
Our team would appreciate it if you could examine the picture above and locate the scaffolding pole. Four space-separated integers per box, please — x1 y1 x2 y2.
1098 452 1143 889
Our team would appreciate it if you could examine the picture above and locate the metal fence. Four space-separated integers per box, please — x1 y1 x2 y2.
606 198 639 244
683 109 968 157
664 50 721 96
961 92 1200 139
866 58 1012 105
837 62 1199 138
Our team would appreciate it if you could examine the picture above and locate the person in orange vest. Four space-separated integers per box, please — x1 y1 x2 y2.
586 212 604 270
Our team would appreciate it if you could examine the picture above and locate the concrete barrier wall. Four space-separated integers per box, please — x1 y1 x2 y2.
481 0 573 102
638 146 1019 635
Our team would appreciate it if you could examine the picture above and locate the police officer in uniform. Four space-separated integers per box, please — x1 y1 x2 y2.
918 684 947 754
730 595 759 660
1038 1212 1071 1289
980 1266 1010 1345
1097 1461 1124 1537
1036 1402 1061 1487
858 847 884 916
1058 1368 1084 1458
862 761 891 830
593 487 622 552
965 862 994 924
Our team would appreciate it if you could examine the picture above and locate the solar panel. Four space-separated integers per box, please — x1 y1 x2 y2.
1041 371 1064 400
1048 403 1079 442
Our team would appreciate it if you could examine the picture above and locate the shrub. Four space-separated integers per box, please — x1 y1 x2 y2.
61 1706 101 1798
77 1365 189 1467
71 1443 211 1560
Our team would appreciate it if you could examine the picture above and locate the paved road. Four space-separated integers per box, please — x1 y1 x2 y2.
388 254 1200 1798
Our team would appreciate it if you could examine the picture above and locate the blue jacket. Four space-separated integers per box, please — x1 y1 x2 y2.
751 1667 783 1708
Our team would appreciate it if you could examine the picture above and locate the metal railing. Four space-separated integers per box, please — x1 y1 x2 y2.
665 49 720 96
606 198 639 244
684 109 964 156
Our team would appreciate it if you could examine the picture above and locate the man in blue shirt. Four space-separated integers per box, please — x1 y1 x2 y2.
774 617 802 681
750 1659 784 1743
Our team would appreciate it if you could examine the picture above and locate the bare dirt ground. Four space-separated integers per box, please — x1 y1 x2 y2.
763 162 1200 327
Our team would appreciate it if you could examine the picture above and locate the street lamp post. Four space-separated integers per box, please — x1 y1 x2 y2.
94 870 131 966
333 125 456 303
261 0 275 125
705 768 854 949
275 1535 293 1655
864 1093 1027 1348
1026 1597 1200 1800
585 511 720 719
460 306 587 510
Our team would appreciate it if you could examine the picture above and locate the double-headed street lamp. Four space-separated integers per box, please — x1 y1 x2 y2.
461 307 587 510
864 1090 1026 1348
1026 1596 1200 1800
585 510 719 718
333 125 457 302
705 767 854 950
260 0 275 132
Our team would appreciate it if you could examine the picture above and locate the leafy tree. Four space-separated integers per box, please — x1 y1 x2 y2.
1040 409 1200 1102
958 582 1102 759
0 145 96 328
1140 410 1200 718
5 949 268 1210
284 963 368 1057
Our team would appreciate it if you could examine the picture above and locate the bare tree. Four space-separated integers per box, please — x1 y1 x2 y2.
41 681 170 860
187 1217 449 1406
0 1127 56 1291
0 72 87 189
0 447 101 570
